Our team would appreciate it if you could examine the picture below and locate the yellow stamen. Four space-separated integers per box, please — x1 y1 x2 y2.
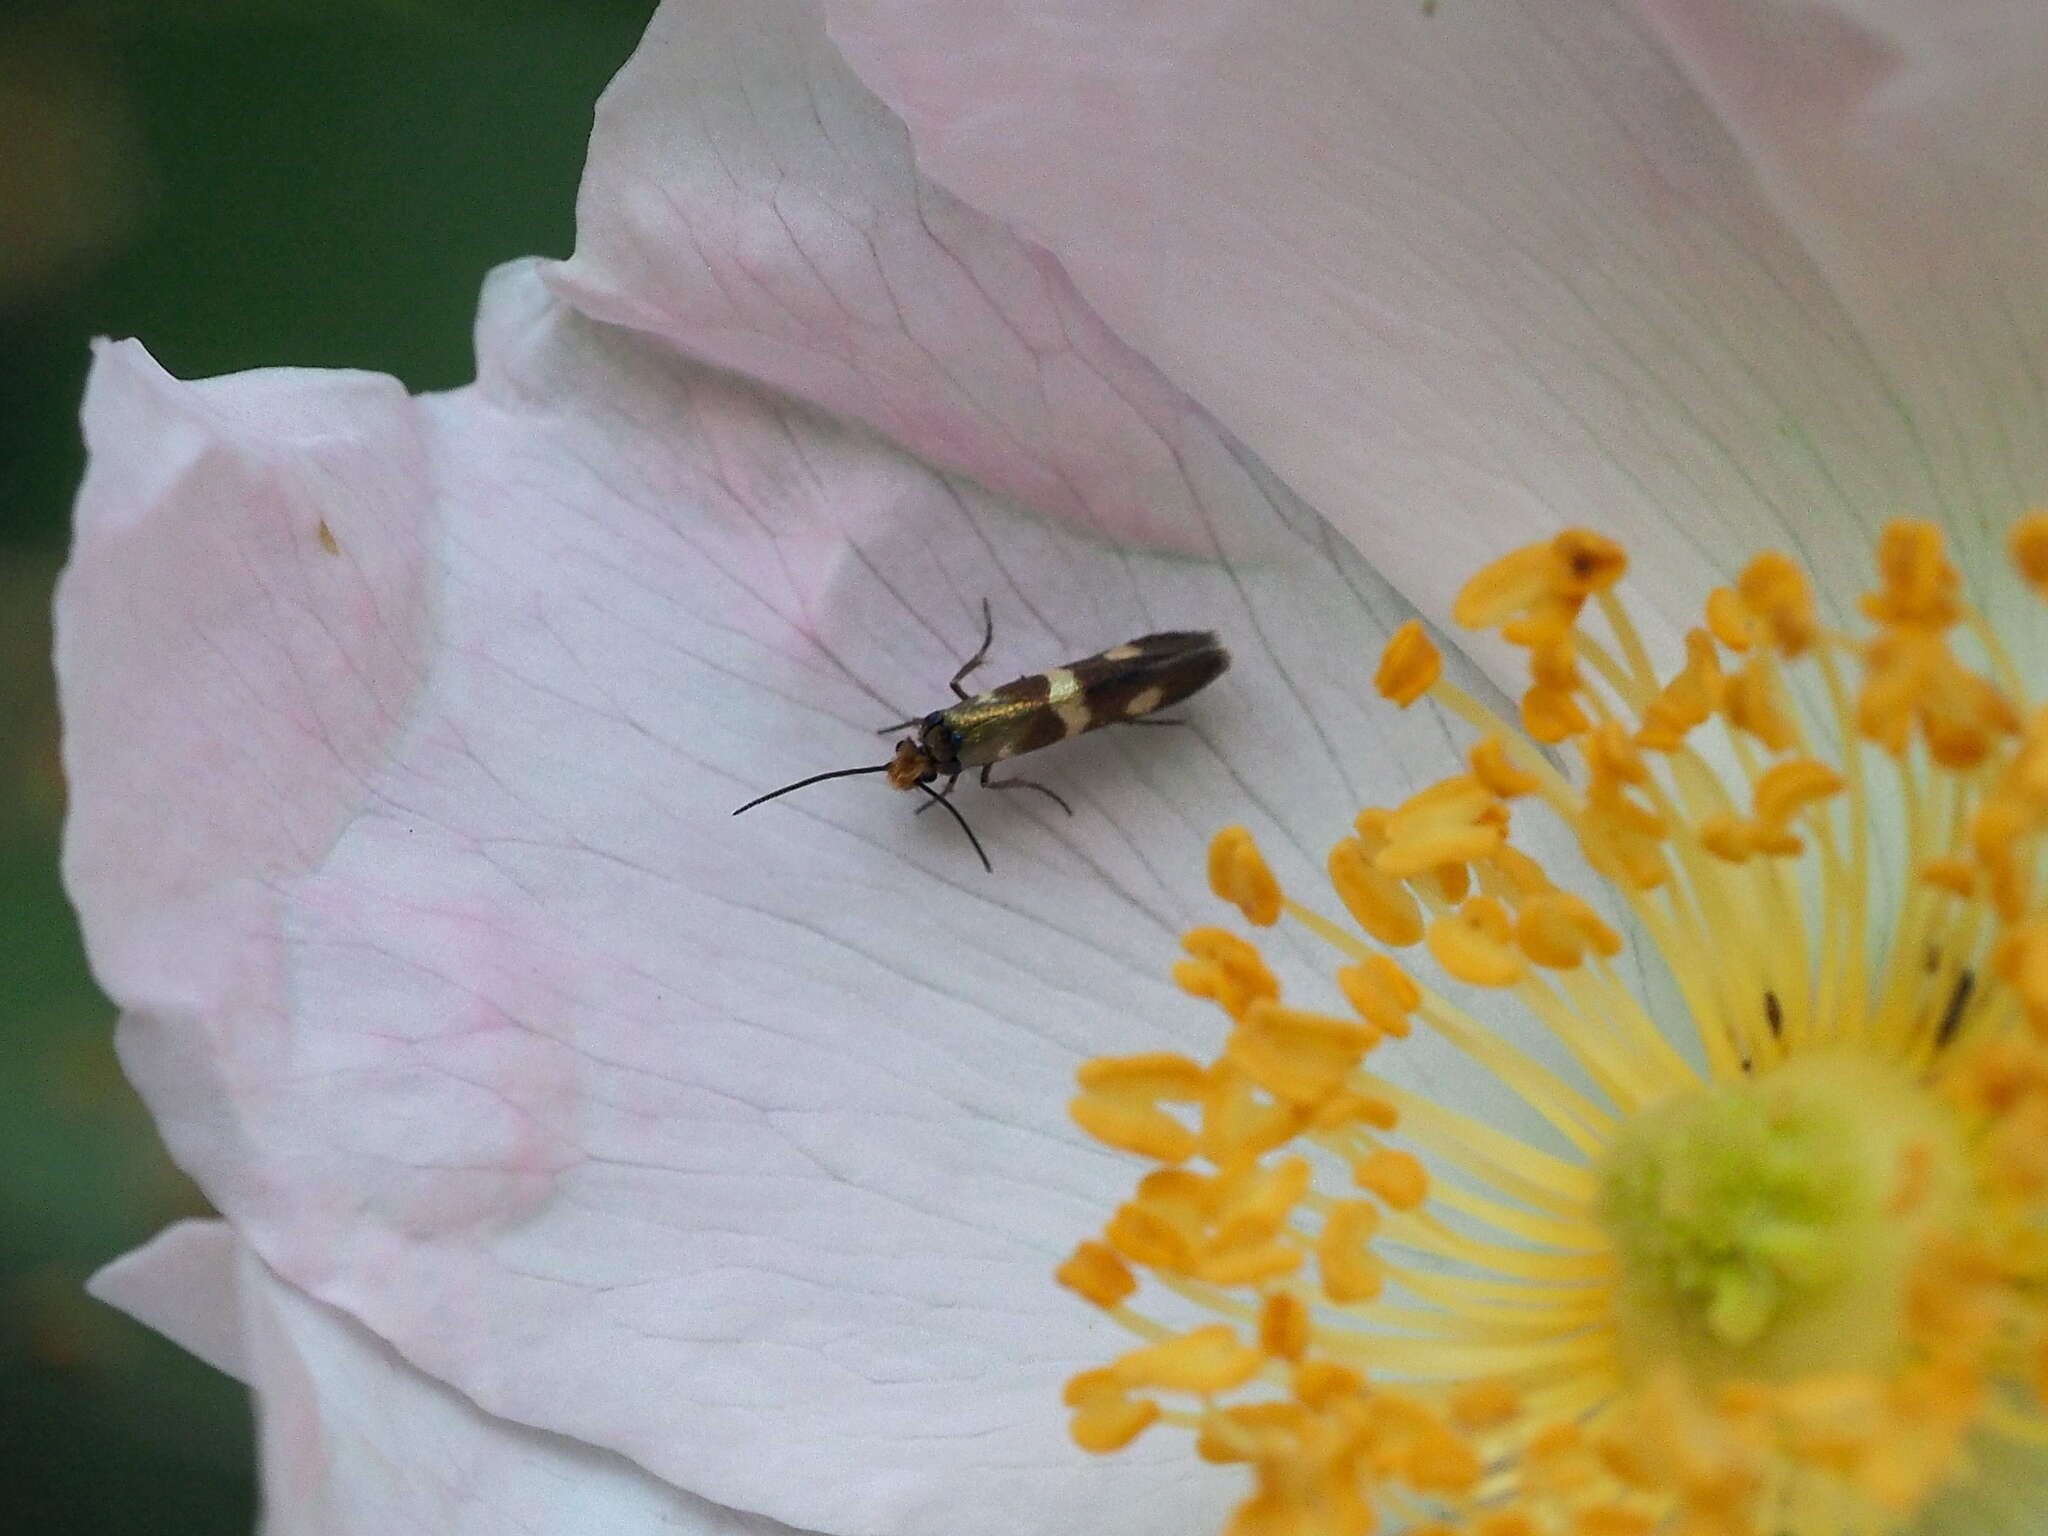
1472 733 1543 797
1517 890 1624 969
1379 775 1507 876
1211 826 1283 927
1061 520 2048 1536
1114 1327 1269 1392
1336 954 1418 1037
2012 511 2048 599
1353 1146 1430 1210
1705 585 1753 651
1175 928 1281 1019
1328 836 1426 948
1378 619 1443 705
1637 629 1726 751
1070 1052 1206 1162
1064 1370 1161 1452
1736 550 1820 656
1057 1240 1138 1308
1317 1200 1386 1303
1258 1291 1310 1361
1427 895 1527 987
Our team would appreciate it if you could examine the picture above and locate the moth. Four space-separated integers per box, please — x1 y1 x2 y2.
733 602 1230 870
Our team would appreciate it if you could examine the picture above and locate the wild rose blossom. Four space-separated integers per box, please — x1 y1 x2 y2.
60 2 2048 1534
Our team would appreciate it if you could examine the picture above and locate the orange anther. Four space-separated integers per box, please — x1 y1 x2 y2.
1862 519 1959 630
1450 1378 1521 1431
1471 734 1543 797
1258 1291 1311 1361
1752 757 1845 826
1354 1147 1430 1211
1523 683 1590 744
1517 890 1624 968
2011 511 2048 598
1337 955 1420 1038
1737 550 1819 655
1455 543 1563 630
1210 825 1283 926
1428 896 1526 987
1705 585 1752 650
1328 837 1425 947
1377 619 1443 706
1057 1240 1139 1307
1725 659 1799 751
1071 1052 1207 1162
1176 927 1282 1019
1069 1393 1160 1453
1316 1200 1385 1304
1111 1324 1266 1394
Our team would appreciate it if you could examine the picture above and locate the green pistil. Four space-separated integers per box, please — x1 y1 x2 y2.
1597 1053 1966 1381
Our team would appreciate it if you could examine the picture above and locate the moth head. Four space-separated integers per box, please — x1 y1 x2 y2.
885 738 936 790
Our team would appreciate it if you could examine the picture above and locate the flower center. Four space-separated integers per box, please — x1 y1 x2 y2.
1599 1054 1966 1377
1057 518 2048 1536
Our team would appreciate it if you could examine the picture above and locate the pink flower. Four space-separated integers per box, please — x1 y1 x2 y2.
63 2 2048 1533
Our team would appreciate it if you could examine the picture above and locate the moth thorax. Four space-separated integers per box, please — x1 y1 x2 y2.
886 739 933 790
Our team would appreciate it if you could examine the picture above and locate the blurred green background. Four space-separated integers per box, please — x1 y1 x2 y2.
3 2 653 1525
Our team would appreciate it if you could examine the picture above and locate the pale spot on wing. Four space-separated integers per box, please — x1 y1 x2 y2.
1100 643 1142 662
1124 686 1164 718
1047 668 1091 737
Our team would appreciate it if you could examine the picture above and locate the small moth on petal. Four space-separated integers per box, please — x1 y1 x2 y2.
734 602 1230 870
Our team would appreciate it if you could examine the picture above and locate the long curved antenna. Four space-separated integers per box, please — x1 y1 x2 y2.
915 780 991 872
732 763 894 816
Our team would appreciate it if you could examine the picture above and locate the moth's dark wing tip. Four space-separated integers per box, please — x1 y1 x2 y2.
1072 630 1230 720
1177 631 1229 673
1131 630 1227 660
1146 634 1220 684
1133 632 1230 710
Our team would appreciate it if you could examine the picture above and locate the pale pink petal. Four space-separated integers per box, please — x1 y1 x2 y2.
89 1218 249 1382
94 1224 795 1536
1642 0 2048 589
551 0 1230 553
61 256 1523 1536
58 356 433 1031
819 0 2047 643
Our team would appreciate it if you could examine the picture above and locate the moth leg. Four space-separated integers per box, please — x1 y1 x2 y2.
949 598 996 700
1121 716 1185 727
979 763 1074 816
912 772 962 815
